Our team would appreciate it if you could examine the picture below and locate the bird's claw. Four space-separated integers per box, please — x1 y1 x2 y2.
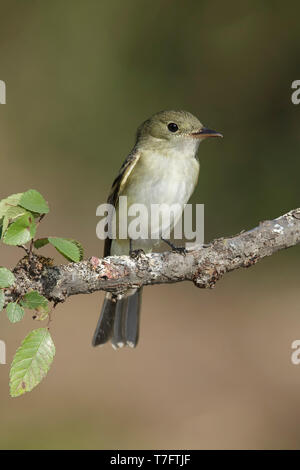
130 248 145 259
172 246 187 255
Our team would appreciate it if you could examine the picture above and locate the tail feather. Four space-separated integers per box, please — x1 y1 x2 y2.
92 294 116 346
111 296 128 349
92 288 142 349
125 290 142 347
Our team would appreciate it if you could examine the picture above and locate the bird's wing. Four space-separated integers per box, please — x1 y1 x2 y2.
104 149 141 257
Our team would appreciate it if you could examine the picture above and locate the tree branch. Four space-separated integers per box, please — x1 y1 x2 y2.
4 208 300 305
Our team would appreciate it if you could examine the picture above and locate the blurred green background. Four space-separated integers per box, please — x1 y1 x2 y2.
1 0 300 449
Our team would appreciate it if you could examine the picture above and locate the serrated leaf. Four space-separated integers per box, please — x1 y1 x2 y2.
19 190 49 215
69 239 84 261
0 267 15 288
48 237 83 262
3 213 36 245
0 290 4 311
21 291 49 312
34 238 49 249
1 206 29 239
9 328 55 397
0 193 23 219
6 302 25 323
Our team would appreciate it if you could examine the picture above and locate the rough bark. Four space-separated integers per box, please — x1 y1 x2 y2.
4 208 300 305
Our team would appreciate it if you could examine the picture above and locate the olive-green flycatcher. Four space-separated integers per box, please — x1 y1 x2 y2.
92 110 222 349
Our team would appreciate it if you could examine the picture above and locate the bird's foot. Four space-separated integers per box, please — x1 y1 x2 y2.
161 238 187 255
171 245 187 255
130 248 145 259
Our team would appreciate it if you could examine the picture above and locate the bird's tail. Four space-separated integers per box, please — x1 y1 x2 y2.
92 288 142 349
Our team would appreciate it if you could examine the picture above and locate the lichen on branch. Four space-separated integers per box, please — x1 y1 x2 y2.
4 208 300 306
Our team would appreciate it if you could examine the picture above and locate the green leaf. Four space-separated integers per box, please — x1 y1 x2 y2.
70 239 84 260
0 267 15 288
48 237 84 262
6 302 25 323
19 190 49 215
9 328 55 397
0 290 4 311
34 238 49 249
1 206 29 239
21 291 49 321
0 193 23 219
3 213 36 245
21 291 49 312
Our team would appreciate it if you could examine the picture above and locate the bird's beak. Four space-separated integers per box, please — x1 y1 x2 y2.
191 127 223 138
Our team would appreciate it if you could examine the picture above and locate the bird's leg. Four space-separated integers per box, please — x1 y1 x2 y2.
161 238 186 255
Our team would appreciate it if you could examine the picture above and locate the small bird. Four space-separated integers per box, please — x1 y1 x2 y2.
92 110 222 349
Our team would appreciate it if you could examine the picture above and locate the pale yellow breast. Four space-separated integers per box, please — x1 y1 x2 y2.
112 149 200 255
122 150 199 207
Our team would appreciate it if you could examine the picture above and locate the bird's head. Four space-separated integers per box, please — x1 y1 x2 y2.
136 110 222 155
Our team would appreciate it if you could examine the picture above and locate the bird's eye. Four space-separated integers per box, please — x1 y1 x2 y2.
167 122 178 133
